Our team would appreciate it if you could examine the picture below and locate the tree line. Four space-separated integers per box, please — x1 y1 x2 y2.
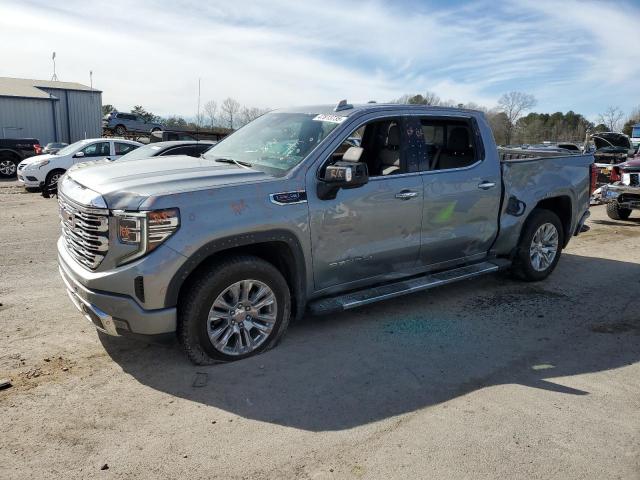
393 91 639 145
103 93 640 144
101 98 270 131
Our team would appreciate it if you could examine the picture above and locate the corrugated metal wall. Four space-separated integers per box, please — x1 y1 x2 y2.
0 88 102 145
0 97 56 144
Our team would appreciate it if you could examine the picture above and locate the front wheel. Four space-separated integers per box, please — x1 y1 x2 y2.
114 125 126 136
179 256 291 365
606 203 631 220
45 169 65 190
511 209 564 282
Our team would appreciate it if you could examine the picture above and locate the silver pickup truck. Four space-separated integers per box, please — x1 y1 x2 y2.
57 101 594 364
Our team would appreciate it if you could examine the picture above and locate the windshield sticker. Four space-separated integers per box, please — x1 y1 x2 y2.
313 114 347 124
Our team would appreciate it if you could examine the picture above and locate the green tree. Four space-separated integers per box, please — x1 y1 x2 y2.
130 105 158 123
101 104 115 116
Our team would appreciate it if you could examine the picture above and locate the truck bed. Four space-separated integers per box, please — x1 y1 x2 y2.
492 152 594 256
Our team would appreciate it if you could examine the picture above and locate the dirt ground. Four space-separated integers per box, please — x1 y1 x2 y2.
1 179 639 479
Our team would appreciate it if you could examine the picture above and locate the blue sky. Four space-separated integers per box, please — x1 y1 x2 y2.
1 0 638 120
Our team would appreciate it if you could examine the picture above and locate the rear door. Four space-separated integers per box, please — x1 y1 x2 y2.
412 116 501 268
306 116 424 291
113 142 138 160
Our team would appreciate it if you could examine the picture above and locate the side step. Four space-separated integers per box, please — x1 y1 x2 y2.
308 260 510 315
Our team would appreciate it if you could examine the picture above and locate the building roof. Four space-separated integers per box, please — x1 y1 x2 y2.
0 77 101 99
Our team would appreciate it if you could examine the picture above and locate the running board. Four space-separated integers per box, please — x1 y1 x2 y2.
308 260 509 315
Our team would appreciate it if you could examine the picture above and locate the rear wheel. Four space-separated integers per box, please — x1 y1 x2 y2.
511 209 563 282
606 202 631 220
179 255 291 365
0 155 18 178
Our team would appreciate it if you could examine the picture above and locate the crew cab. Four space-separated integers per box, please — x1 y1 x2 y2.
17 138 141 190
56 102 594 365
0 138 41 178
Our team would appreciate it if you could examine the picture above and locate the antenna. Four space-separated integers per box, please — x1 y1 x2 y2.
51 51 59 81
196 78 201 137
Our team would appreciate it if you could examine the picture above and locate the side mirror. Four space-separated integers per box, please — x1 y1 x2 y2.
73 151 85 158
317 148 369 200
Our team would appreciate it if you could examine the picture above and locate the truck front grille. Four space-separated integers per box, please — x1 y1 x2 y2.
59 193 109 270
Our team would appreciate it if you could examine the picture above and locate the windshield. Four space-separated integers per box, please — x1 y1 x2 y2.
202 112 344 172
117 143 163 161
55 140 91 156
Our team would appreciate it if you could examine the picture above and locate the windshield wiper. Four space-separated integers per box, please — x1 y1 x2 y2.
212 157 253 169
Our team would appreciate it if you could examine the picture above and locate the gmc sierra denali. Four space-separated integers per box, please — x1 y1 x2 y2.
57 102 594 364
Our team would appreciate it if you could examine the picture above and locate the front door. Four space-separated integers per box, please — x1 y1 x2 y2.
307 118 424 291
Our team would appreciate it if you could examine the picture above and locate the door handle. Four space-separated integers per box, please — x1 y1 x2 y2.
478 181 496 190
395 190 419 200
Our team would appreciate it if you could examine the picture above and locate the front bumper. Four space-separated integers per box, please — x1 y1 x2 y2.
601 184 640 209
17 167 43 187
58 239 178 336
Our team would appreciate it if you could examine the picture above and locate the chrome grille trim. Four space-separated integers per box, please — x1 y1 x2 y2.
59 192 109 270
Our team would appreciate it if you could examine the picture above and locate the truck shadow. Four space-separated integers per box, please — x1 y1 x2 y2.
101 253 640 432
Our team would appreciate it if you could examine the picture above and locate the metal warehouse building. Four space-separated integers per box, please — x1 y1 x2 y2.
0 77 102 145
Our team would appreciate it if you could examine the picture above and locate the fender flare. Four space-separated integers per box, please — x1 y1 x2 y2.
165 229 307 319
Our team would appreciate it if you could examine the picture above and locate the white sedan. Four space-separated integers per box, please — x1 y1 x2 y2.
17 138 141 189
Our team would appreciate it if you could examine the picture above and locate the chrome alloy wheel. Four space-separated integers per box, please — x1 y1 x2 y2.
207 279 277 356
529 222 559 271
0 159 16 176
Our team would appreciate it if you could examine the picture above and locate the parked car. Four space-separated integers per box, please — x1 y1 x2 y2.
0 138 42 178
601 155 640 219
42 142 69 155
591 132 635 185
17 138 141 189
57 101 593 365
103 111 164 136
115 140 216 162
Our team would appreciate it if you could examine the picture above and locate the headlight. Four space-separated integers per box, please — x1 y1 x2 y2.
27 159 50 169
114 208 180 265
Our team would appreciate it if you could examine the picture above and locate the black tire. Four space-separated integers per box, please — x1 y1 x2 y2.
511 209 564 282
606 202 631 220
45 169 65 189
179 255 291 365
0 155 18 178
114 125 126 136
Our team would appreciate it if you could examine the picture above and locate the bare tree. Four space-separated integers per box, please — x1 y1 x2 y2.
237 106 270 128
220 97 241 129
498 91 537 144
598 106 625 132
203 100 217 129
422 91 441 106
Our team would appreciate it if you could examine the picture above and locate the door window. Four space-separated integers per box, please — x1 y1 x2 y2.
419 118 479 170
81 142 111 157
323 118 414 177
115 142 138 155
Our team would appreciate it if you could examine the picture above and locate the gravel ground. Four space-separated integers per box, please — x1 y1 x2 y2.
1 179 639 479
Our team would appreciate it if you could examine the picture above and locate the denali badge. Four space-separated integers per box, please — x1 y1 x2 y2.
269 190 307 205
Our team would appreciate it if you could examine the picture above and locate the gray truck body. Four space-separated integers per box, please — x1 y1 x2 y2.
57 104 592 339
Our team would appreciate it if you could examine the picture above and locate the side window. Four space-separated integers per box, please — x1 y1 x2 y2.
115 142 138 155
82 141 111 157
161 145 199 157
420 118 477 171
323 119 406 177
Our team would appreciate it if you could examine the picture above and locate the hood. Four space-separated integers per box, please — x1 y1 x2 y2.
19 153 57 166
592 133 631 151
65 155 274 209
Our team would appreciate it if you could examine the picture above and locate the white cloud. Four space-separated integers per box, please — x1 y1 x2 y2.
0 0 637 118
